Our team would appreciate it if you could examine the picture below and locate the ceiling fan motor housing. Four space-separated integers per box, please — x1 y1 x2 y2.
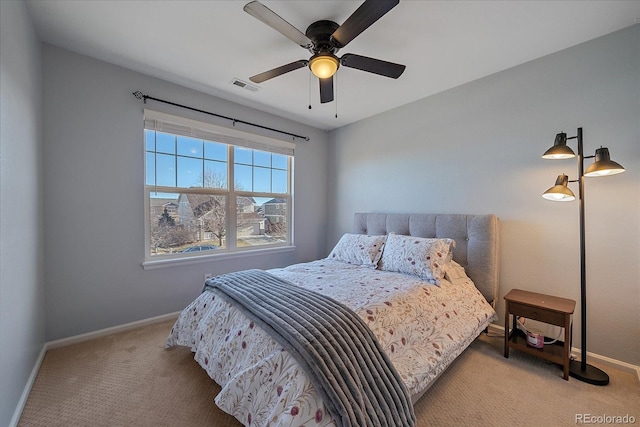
305 20 341 54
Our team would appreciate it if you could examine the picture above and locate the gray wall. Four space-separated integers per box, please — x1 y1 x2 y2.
328 26 640 365
0 1 46 425
41 45 329 341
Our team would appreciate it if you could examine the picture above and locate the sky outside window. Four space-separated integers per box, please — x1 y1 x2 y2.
146 130 288 201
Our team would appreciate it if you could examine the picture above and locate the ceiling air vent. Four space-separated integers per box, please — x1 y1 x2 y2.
230 78 259 92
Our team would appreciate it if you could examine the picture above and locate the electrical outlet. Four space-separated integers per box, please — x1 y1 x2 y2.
204 273 214 281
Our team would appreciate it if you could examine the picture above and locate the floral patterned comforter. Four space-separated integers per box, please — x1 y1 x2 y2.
166 259 497 427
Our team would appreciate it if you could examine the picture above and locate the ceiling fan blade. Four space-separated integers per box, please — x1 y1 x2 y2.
249 60 308 83
340 53 405 79
319 77 334 103
244 1 312 49
330 0 399 48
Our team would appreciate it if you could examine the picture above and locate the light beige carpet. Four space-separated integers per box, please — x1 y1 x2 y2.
19 319 639 427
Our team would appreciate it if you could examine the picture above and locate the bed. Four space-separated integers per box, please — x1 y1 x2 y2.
166 213 499 427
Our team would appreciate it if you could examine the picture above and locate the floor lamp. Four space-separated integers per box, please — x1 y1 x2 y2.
541 127 625 386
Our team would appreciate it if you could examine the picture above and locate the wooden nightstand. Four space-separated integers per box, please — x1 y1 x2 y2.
504 289 576 380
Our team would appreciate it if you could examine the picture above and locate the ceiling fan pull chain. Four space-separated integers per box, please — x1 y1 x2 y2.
308 71 313 110
335 73 338 118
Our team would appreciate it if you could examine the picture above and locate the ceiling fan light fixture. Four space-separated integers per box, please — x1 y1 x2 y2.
309 53 339 79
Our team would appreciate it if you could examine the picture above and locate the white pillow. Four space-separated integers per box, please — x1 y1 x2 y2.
328 233 386 268
379 234 455 285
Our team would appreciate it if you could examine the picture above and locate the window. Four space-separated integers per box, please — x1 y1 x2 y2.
143 110 294 262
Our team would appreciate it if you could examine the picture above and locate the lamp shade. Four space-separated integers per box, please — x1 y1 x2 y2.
309 53 339 79
542 174 576 201
584 147 625 177
542 132 576 159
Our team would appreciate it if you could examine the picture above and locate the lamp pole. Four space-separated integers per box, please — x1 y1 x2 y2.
570 127 609 385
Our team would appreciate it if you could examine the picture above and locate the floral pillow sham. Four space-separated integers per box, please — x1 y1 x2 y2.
328 233 387 268
379 233 455 285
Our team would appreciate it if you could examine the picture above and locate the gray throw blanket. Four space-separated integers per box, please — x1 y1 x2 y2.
204 269 416 427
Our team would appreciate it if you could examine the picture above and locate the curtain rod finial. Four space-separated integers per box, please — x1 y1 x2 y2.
132 91 145 100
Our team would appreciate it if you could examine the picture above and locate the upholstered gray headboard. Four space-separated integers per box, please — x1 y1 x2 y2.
353 213 500 305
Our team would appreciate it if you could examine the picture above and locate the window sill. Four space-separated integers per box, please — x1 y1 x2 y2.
141 245 296 270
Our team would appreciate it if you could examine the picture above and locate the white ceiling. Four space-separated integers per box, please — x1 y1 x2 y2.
26 1 640 131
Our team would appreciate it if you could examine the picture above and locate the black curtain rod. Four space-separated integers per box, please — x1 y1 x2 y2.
132 91 309 141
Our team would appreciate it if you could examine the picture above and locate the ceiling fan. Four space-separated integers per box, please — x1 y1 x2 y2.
244 0 406 104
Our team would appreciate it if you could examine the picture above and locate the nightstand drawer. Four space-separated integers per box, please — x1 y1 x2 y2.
508 302 565 326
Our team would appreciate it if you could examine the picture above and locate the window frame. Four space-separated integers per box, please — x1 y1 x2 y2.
142 110 295 269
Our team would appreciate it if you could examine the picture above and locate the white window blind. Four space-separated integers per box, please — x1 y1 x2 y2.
144 109 295 156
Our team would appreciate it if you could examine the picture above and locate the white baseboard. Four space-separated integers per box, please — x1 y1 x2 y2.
488 323 640 383
46 311 180 349
487 323 505 336
575 348 640 382
8 345 47 427
9 312 180 427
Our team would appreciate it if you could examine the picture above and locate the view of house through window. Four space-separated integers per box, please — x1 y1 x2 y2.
144 117 292 259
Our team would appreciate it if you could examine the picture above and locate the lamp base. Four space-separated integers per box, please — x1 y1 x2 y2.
569 359 609 386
